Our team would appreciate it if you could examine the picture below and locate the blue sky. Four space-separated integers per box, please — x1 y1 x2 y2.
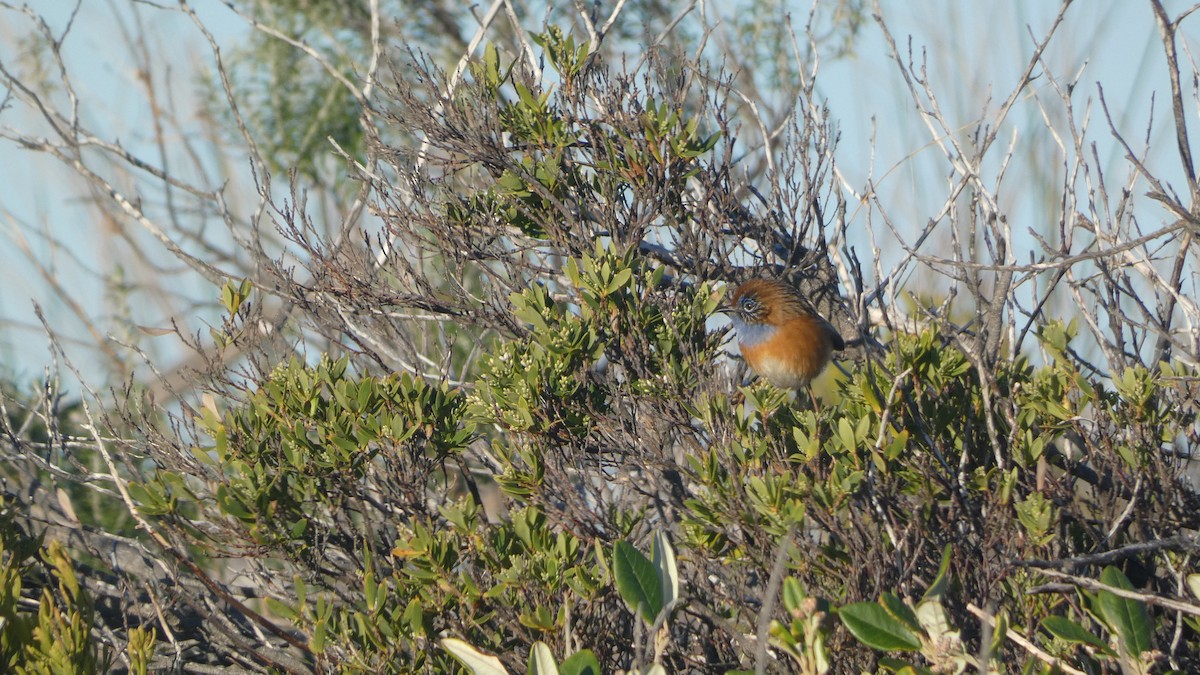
0 1 1193 387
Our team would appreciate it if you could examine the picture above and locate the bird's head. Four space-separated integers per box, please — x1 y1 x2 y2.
722 278 799 328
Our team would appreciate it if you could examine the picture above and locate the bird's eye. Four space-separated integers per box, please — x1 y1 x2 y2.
740 297 759 314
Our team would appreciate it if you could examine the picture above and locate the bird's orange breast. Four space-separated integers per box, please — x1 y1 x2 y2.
739 314 838 389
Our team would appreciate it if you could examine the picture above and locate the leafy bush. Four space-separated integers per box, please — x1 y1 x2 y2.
1 1 1199 673
0 500 112 674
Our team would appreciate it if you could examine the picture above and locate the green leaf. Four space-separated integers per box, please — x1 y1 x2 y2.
519 606 557 631
1041 616 1115 656
836 417 857 451
613 540 662 624
312 617 327 652
287 517 308 539
1015 492 1055 544
877 658 935 674
880 593 921 634
1098 566 1152 659
356 378 375 412
608 267 633 294
529 641 558 675
220 279 247 315
265 597 298 621
839 602 922 652
215 485 254 522
515 83 538 110
782 577 805 614
402 598 426 636
127 482 169 515
987 609 1008 657
914 599 957 645
558 650 600 675
923 543 953 601
1187 574 1200 601
442 638 509 675
483 43 501 87
652 529 679 610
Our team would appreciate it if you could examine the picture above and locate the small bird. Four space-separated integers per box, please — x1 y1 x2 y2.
723 278 845 389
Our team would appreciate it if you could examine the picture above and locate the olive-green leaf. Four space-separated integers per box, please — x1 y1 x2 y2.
558 650 600 675
782 577 805 614
1098 566 1152 659
922 543 953 601
608 267 632 294
1041 616 1115 656
613 540 662 624
265 597 298 621
880 593 921 634
877 657 935 674
839 602 922 652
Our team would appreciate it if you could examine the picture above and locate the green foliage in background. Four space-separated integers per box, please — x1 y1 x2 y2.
206 1 369 184
118 259 1200 672
119 18 1200 671
0 499 113 674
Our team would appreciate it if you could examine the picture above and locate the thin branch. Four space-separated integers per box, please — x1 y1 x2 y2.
967 604 1087 675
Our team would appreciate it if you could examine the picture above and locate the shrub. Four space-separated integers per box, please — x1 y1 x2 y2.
1 1 1198 673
